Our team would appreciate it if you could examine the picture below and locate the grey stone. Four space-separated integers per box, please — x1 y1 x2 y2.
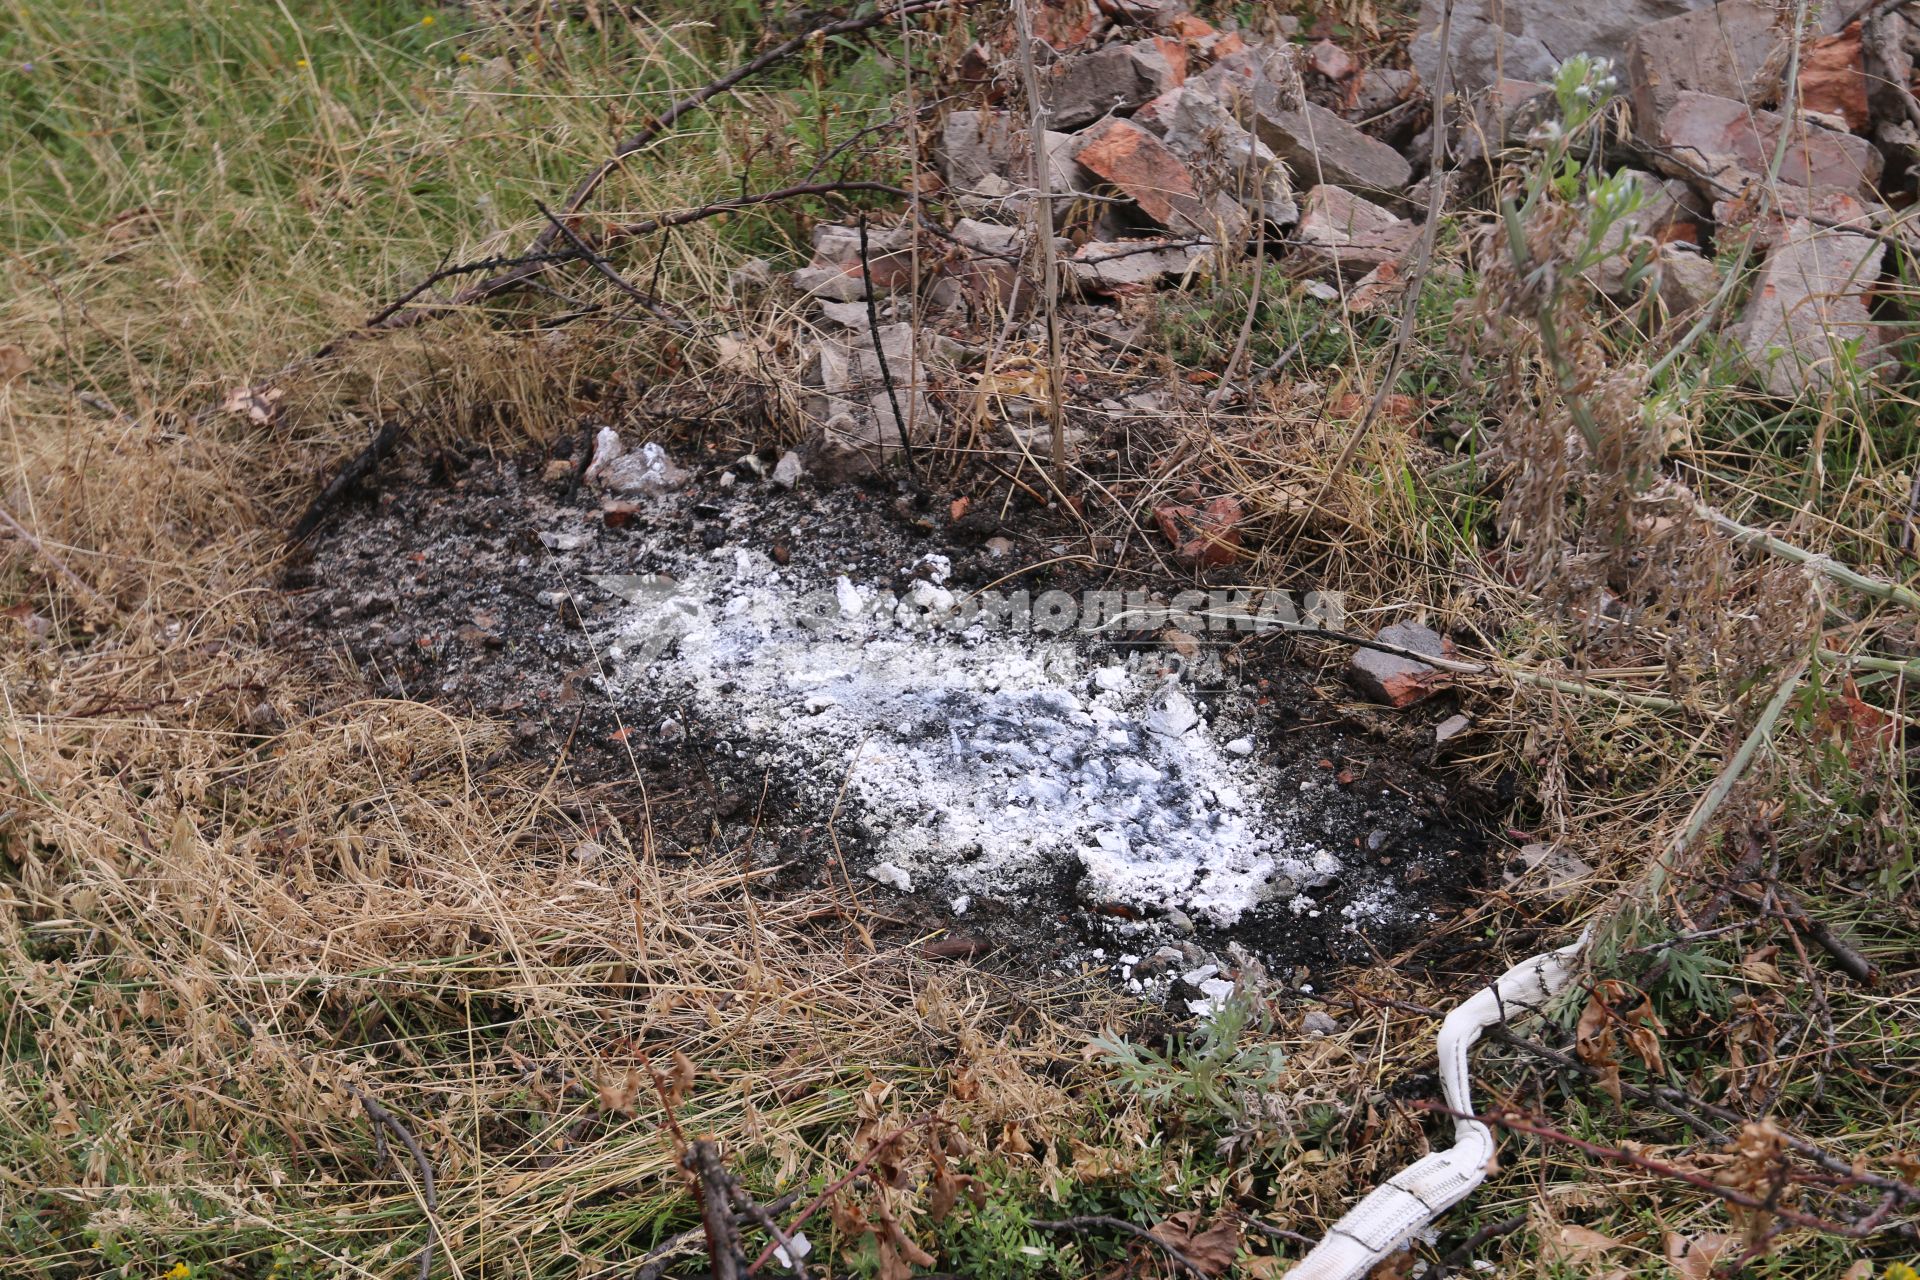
950 217 1023 255
1434 713 1472 743
1624 0 1787 142
771 450 803 490
1042 44 1160 129
1730 218 1888 399
1503 842 1596 903
1162 82 1299 225
791 222 915 301
1069 238 1206 295
1290 184 1417 279
1654 244 1720 325
1411 0 1716 92
1344 66 1417 122
1301 1010 1340 1036
1655 92 1884 202
937 110 1083 195
1128 37 1186 97
726 258 773 295
1253 101 1412 199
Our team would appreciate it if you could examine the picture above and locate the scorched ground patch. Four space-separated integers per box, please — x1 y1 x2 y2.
289 446 1490 983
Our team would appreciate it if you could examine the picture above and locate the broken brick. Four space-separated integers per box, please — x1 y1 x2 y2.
1153 496 1244 567
1800 22 1869 133
1347 621 1452 707
1070 117 1231 236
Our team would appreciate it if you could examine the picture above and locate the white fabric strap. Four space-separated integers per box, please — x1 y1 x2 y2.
1282 936 1587 1280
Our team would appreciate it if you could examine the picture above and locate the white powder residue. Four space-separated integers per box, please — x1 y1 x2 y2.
601 546 1344 928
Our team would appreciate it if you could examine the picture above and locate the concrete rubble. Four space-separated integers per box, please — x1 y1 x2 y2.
769 0 1909 425
1729 218 1888 398
1292 185 1417 278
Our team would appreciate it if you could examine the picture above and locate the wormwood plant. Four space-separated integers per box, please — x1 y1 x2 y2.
1462 55 1818 700
1094 985 1286 1132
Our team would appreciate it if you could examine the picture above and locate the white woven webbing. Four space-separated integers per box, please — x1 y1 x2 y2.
1281 936 1587 1280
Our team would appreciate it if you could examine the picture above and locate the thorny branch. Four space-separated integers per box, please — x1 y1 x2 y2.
369 0 974 336
1424 1102 1919 1243
1346 988 1920 1215
747 1117 939 1274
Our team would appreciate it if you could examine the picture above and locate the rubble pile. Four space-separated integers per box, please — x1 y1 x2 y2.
757 0 1919 478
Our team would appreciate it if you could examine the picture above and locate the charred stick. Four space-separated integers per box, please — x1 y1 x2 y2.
858 213 917 473
291 418 405 543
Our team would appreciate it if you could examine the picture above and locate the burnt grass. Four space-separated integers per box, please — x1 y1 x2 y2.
280 438 1502 992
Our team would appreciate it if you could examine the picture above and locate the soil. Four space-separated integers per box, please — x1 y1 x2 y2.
281 439 1497 1001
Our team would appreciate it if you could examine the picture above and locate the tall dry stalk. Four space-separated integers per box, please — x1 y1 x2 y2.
1009 0 1068 476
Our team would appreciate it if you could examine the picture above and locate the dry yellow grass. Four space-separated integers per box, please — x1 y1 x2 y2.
5 2 1918 1277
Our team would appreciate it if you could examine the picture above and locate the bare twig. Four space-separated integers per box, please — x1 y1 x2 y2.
1426 1103 1919 1242
534 201 695 333
0 501 105 608
747 1118 935 1275
605 180 919 240
371 0 972 333
1009 0 1068 476
1728 882 1878 985
348 1084 440 1280
858 213 917 473
688 1140 745 1280
1315 0 1454 492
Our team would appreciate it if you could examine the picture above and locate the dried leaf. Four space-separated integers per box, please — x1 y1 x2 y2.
1363 1248 1415 1279
597 1066 640 1116
928 1164 959 1224
1149 1211 1241 1277
1546 1223 1624 1265
221 384 284 426
665 1049 696 1107
1663 1231 1734 1280
0 344 30 383
1575 987 1623 1103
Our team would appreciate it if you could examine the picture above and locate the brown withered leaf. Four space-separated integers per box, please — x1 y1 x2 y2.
998 1121 1033 1156
1148 1211 1241 1277
1543 1223 1625 1266
1363 1248 1416 1279
928 1164 959 1224
664 1049 696 1108
0 344 30 383
1663 1231 1734 1280
1577 979 1666 1103
597 1066 640 1116
1575 987 1624 1103
221 384 284 426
